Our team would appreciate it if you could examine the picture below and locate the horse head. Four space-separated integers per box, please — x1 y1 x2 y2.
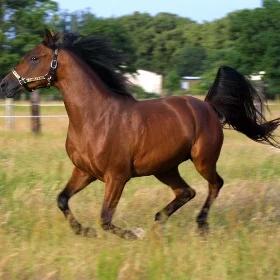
0 29 59 97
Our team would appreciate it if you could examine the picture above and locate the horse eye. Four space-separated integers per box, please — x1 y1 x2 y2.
31 56 38 62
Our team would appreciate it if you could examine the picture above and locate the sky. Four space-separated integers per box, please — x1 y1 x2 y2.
55 0 261 22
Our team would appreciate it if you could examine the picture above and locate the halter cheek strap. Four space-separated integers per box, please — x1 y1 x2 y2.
12 49 58 92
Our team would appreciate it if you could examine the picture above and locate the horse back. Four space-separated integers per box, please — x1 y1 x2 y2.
131 96 223 176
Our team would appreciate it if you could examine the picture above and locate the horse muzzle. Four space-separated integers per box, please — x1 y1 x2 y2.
0 74 22 98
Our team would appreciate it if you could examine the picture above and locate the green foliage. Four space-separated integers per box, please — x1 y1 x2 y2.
263 0 280 8
164 70 181 92
0 0 58 76
226 2 280 97
175 45 207 76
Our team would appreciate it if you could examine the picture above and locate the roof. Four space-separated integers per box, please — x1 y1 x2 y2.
181 76 201 80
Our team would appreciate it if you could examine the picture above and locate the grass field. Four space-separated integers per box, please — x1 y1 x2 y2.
0 101 280 280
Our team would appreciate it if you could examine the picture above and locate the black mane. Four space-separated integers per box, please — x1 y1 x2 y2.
47 32 132 97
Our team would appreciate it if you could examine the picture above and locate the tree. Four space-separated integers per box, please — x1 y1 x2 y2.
227 2 280 97
118 12 194 75
164 70 181 93
0 0 58 77
174 45 207 76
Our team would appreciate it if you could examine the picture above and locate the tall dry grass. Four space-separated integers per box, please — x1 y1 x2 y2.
0 102 279 280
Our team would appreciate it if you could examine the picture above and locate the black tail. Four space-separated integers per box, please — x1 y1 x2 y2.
205 66 280 148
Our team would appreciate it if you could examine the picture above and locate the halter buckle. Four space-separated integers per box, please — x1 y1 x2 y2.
50 59 58 69
19 77 27 85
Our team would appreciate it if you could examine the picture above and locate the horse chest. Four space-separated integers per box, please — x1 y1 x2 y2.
65 136 106 179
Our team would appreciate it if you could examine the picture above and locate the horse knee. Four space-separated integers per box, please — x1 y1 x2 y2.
188 188 196 199
180 187 196 201
210 174 224 199
57 191 69 212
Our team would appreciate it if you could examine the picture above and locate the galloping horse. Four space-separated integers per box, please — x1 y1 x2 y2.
1 30 279 239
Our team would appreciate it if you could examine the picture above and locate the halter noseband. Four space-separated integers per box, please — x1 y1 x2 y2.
12 49 58 92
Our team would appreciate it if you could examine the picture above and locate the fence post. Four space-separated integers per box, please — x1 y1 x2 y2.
5 98 14 130
30 90 41 134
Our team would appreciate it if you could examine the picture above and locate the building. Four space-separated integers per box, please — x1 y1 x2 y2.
249 71 266 81
249 71 266 96
126 69 163 95
180 76 201 90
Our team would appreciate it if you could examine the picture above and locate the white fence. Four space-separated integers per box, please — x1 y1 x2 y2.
1 99 279 131
0 99 68 131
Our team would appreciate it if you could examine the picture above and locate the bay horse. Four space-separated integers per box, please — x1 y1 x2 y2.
1 30 279 239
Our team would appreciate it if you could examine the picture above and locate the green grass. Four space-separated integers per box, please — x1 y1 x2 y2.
0 103 279 280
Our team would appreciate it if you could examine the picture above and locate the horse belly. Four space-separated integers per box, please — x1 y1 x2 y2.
133 137 191 176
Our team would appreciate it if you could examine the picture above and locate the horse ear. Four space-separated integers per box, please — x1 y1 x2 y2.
43 29 56 48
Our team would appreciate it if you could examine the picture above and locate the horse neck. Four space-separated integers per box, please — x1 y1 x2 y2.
54 50 123 127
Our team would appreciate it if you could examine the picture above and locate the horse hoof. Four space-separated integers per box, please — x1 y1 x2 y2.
154 212 168 224
81 227 97 238
122 229 141 240
131 227 145 240
197 222 209 236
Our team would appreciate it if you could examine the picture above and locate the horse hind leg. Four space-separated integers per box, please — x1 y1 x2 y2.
154 167 196 223
57 167 97 237
196 170 223 232
192 156 224 232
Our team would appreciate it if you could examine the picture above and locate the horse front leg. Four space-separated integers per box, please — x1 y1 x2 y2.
100 175 144 240
57 167 97 237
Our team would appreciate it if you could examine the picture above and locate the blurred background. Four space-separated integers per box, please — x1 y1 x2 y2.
0 0 280 100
